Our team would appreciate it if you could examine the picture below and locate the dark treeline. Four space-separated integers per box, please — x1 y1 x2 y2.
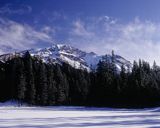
0 51 160 108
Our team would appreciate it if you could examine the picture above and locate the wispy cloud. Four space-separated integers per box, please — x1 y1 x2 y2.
71 20 94 37
68 16 160 64
41 26 55 35
38 11 67 23
0 4 32 15
51 11 67 21
0 18 53 54
0 12 160 65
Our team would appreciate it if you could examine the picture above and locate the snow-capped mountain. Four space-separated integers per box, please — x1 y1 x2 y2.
0 44 132 72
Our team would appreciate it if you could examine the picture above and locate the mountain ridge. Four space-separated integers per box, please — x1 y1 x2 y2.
0 44 132 72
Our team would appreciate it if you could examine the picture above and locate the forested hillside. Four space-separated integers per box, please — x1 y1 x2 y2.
0 51 160 108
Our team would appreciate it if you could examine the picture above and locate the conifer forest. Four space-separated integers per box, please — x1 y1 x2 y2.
1 51 160 108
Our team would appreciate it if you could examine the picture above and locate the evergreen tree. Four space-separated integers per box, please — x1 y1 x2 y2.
24 51 36 105
16 59 26 105
55 65 69 104
38 62 48 105
47 64 57 105
119 65 127 92
0 62 6 101
1 51 160 107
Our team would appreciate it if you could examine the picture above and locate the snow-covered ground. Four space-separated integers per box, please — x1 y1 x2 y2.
0 102 160 128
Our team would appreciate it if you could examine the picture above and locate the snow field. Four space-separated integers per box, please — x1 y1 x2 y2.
0 105 160 128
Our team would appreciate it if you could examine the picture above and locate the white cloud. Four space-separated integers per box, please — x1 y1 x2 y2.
1 14 160 65
40 11 68 23
51 11 67 20
68 16 160 65
0 4 32 15
112 19 160 65
41 26 55 35
71 20 94 37
0 18 53 54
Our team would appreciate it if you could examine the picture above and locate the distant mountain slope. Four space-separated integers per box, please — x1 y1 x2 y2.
0 44 132 71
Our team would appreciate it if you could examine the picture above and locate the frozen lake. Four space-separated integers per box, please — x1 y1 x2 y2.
0 105 160 128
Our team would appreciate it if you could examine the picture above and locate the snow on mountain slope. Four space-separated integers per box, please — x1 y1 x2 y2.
0 44 132 72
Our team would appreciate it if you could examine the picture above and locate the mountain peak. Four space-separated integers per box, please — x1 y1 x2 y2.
0 43 132 72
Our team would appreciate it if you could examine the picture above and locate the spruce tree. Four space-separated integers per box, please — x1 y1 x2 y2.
16 59 26 105
47 64 57 105
55 65 69 104
39 62 48 105
24 51 36 105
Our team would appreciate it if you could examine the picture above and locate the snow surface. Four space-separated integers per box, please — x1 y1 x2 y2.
0 101 160 128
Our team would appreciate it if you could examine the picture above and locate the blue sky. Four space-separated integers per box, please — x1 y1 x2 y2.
0 0 160 64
